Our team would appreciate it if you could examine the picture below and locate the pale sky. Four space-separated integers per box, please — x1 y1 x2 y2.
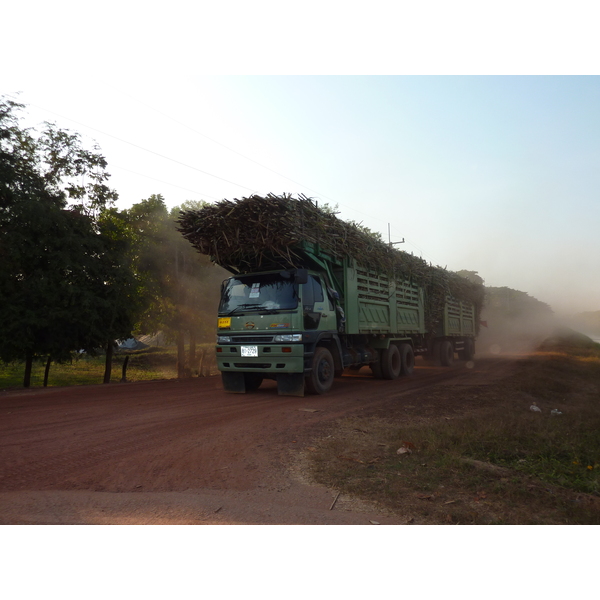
3 2 600 315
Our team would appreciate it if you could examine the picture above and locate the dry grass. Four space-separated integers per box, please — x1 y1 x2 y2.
304 335 600 524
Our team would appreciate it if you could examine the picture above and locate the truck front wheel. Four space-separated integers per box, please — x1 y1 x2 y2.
381 344 402 379
306 347 335 394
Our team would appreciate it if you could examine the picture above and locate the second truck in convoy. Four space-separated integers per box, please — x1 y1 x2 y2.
178 195 483 396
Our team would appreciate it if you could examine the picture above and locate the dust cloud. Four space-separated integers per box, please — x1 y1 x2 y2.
476 309 556 356
475 288 600 356
475 286 556 356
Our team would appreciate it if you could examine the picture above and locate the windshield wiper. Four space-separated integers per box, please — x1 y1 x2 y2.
224 303 258 316
224 304 293 316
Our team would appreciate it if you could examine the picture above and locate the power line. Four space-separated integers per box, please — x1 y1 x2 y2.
110 164 222 201
7 91 439 264
6 94 259 195
111 90 402 222
113 87 321 196
128 93 436 259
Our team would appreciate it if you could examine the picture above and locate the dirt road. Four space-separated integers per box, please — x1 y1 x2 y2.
0 358 516 524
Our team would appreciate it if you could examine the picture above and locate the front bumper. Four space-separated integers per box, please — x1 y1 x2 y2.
216 343 305 374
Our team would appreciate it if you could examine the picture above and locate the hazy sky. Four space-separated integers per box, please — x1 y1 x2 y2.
4 3 599 315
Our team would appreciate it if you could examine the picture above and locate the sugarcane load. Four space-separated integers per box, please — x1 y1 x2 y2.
178 194 484 396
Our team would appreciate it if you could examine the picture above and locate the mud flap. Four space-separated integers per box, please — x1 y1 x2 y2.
221 372 246 393
276 373 305 397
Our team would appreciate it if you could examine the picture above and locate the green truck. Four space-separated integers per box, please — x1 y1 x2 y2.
178 194 483 397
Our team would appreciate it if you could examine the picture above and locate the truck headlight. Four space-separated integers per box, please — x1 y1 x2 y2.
217 335 232 343
273 334 302 342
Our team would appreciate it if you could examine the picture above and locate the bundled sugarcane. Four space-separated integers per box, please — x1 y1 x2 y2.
177 193 484 333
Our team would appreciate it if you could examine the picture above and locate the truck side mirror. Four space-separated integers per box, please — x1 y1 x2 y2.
294 269 309 284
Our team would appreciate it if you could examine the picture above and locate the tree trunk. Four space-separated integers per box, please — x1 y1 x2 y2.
199 348 205 377
189 331 197 375
43 356 52 387
121 355 129 382
176 330 186 378
103 341 113 384
23 350 33 388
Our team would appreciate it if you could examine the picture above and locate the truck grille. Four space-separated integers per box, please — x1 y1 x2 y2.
231 335 274 343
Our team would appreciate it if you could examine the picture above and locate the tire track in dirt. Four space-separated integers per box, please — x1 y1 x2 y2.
0 394 297 490
0 358 518 497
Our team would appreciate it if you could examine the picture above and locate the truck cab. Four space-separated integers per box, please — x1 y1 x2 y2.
216 268 340 396
214 257 477 398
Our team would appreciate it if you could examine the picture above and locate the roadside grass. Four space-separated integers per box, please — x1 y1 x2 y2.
0 344 218 389
305 335 600 524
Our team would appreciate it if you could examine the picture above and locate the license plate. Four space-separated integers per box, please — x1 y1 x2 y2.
241 345 258 357
218 317 231 329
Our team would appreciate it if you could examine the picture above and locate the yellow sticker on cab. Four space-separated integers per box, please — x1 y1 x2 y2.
218 317 231 329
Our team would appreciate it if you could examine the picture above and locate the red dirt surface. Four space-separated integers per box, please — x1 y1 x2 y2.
0 357 517 524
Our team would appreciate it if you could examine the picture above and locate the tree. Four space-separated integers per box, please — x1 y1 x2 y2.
456 270 485 286
124 195 226 377
1 97 71 384
124 195 176 332
91 208 144 383
484 286 553 319
0 96 137 386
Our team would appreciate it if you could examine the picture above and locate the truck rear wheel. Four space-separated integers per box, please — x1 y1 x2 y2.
381 344 402 379
399 343 415 375
306 346 335 394
440 340 454 366
459 338 475 361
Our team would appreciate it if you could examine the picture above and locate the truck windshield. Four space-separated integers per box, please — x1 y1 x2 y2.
219 273 299 315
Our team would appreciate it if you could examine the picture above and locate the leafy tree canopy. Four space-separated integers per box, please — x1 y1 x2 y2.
0 96 135 385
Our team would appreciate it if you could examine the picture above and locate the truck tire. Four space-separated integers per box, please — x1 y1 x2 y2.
399 343 415 375
458 338 475 361
244 373 263 391
439 340 454 366
465 338 475 361
306 346 335 394
381 344 402 380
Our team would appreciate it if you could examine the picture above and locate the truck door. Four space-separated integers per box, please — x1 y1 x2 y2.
303 275 335 331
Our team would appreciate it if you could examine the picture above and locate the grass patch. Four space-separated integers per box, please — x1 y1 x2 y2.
305 334 600 524
0 344 218 389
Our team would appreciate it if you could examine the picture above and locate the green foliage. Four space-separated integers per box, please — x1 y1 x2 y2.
1 97 225 386
126 195 225 337
171 199 210 217
0 96 137 385
36 124 118 217
456 270 484 286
